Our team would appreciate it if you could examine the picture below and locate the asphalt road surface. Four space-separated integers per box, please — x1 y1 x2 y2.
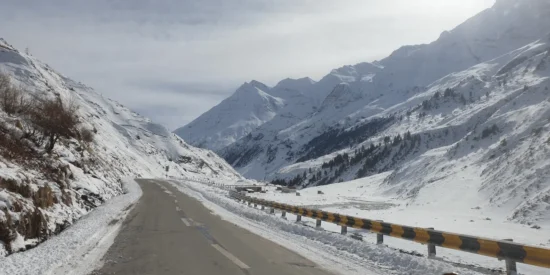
92 179 336 275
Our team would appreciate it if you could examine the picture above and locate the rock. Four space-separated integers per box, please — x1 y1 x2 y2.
350 233 363 241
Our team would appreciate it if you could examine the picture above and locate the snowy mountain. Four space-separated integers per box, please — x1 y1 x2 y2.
175 0 550 224
174 81 286 151
0 38 240 255
179 0 550 154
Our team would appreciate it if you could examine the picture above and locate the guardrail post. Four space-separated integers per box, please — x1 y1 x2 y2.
296 215 302 222
376 233 384 244
427 227 436 257
502 239 517 275
269 208 275 214
261 205 265 210
506 260 517 275
282 211 286 218
341 225 347 235
316 219 322 228
254 203 257 208
376 220 384 244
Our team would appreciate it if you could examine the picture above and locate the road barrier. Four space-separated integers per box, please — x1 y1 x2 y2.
229 190 550 275
181 177 264 191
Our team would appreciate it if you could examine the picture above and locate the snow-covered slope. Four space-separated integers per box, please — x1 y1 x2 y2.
0 38 240 255
272 33 550 224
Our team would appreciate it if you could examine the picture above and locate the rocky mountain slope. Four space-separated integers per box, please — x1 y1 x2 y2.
175 0 550 224
0 38 240 256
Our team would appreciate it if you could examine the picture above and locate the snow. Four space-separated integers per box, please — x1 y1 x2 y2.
169 179 507 275
0 179 142 275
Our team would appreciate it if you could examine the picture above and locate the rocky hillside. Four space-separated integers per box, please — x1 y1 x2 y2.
0 38 240 256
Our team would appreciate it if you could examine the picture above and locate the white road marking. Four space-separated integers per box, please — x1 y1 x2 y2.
176 206 181 211
189 218 203 227
187 217 203 227
211 244 250 269
180 218 191 226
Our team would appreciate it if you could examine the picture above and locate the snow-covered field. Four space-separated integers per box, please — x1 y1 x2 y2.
245 174 550 275
168 179 550 275
0 179 141 275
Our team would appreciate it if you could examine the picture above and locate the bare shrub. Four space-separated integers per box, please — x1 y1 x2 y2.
79 127 94 144
0 74 31 115
0 124 36 162
0 178 33 198
30 97 80 152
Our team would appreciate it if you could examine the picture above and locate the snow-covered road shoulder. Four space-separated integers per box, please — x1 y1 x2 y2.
0 179 142 275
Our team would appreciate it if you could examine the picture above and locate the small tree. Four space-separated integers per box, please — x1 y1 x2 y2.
31 97 80 152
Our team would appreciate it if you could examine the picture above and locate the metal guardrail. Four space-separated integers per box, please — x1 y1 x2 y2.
180 177 264 191
229 190 550 274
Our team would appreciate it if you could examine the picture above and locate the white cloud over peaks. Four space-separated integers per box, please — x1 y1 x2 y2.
0 0 494 129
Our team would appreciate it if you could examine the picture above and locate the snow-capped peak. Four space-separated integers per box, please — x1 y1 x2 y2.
0 38 15 51
237 80 270 94
273 77 316 93
330 62 383 79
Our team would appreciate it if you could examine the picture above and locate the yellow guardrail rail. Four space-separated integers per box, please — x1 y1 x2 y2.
229 190 550 274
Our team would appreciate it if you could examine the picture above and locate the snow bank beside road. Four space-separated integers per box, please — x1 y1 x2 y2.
0 179 142 275
169 179 487 275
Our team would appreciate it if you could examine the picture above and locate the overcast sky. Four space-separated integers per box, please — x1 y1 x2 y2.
0 0 495 130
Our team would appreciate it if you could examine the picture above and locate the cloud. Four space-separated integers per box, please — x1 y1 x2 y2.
0 0 495 129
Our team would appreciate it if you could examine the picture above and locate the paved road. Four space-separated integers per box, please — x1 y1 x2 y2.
93 179 336 275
